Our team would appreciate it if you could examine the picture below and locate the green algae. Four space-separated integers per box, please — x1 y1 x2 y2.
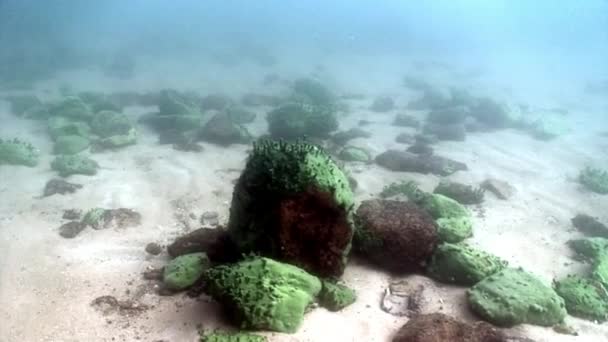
163 252 210 291
202 257 322 333
419 193 470 220
200 331 267 342
266 102 338 140
427 243 507 286
48 116 91 140
436 216 473 243
467 267 566 327
338 146 371 163
554 275 608 322
51 155 99 177
91 110 133 138
0 138 39 167
318 280 357 312
49 96 94 121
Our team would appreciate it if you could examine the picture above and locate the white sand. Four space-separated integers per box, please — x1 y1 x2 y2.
1 55 607 342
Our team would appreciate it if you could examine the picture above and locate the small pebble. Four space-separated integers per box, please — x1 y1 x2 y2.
145 242 162 256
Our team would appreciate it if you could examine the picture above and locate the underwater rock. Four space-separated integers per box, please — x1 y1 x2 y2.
172 140 204 152
228 139 355 278
426 106 469 125
526 116 570 141
53 134 90 155
158 89 201 116
318 280 357 312
43 179 83 197
380 279 426 317
568 237 608 259
48 117 91 140
168 227 238 263
370 96 395 112
392 313 507 342
469 97 512 130
554 275 608 322
354 199 438 273
433 181 484 205
427 243 507 286
58 221 87 239
266 102 338 140
338 146 372 163
436 216 473 243
201 94 233 112
375 150 467 176
0 138 40 167
62 209 82 220
5 94 42 116
406 143 434 156
418 193 470 220
393 113 420 128
93 127 137 150
49 96 94 121
51 155 99 177
292 78 335 107
571 214 608 238
200 113 252 146
241 93 283 107
395 132 416 144
203 256 322 333
163 252 210 291
423 123 466 141
579 167 608 194
200 331 267 342
200 211 220 227
82 208 141 230
224 106 256 124
481 178 515 200
407 89 451 111
90 110 133 138
467 267 567 327
145 242 162 256
379 180 421 199
78 92 122 113
331 128 372 145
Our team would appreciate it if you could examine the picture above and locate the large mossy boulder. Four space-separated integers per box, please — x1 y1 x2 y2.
227 139 355 278
202 256 322 333
51 155 99 177
427 243 507 286
163 252 211 291
436 216 473 243
554 275 608 322
0 138 39 167
53 134 90 155
467 267 567 327
49 96 94 121
354 199 438 273
267 102 338 140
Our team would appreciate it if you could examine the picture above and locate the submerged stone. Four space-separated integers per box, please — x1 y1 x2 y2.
0 138 39 167
51 155 99 177
436 216 473 243
433 181 484 205
554 275 608 322
338 146 371 163
392 313 507 342
163 252 210 291
318 281 357 312
467 267 567 327
53 134 90 155
579 167 608 194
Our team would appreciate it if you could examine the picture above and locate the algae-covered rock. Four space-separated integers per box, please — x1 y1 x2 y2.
436 216 473 243
433 181 484 205
0 138 40 167
554 275 608 321
568 237 608 259
48 116 91 140
51 155 99 177
200 113 252 146
318 280 356 312
267 102 338 140
419 193 470 220
91 110 133 138
78 92 122 113
292 78 335 107
95 127 137 149
579 167 608 194
200 331 267 342
158 89 200 115
427 243 507 285
592 253 608 286
467 267 567 327
53 135 90 155
163 252 210 291
338 146 371 163
82 208 106 228
49 96 94 121
228 139 355 277
202 256 322 333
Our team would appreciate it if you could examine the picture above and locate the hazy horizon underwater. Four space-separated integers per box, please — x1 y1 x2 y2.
1 1 608 342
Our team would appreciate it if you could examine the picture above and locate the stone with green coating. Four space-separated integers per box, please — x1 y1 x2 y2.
82 208 106 228
200 331 267 342
53 135 90 155
266 102 338 140
579 167 608 194
318 280 356 311
49 96 94 121
48 116 91 140
0 138 39 167
554 275 608 322
202 256 322 333
96 127 137 149
436 216 473 243
427 243 507 285
467 267 567 327
568 237 608 259
163 252 210 290
91 110 133 138
419 193 469 219
592 253 608 286
228 139 355 278
338 146 371 163
51 155 99 177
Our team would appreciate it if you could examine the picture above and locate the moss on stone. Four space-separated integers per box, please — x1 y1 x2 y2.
82 208 106 228
433 181 484 205
292 78 335 107
592 253 608 287
227 139 355 277
158 89 201 116
96 127 137 149
338 146 371 163
436 216 473 243
379 180 422 200
51 155 99 177
266 102 338 140
48 116 91 140
318 280 356 312
163 252 210 291
200 331 267 342
202 256 322 333
579 167 608 194
427 243 507 285
568 237 608 259
0 138 39 167
78 91 121 113
91 110 133 138
554 275 608 322
419 193 470 220
53 135 90 155
467 267 567 327
49 96 94 121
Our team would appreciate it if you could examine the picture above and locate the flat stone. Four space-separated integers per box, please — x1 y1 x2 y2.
58 221 86 238
481 178 515 200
